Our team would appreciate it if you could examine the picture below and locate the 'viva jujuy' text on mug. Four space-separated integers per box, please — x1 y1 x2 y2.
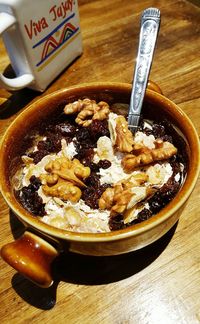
0 0 82 91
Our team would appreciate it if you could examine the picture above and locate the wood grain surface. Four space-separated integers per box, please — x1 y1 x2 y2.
0 0 200 323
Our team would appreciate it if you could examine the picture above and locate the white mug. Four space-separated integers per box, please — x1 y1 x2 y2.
0 0 82 91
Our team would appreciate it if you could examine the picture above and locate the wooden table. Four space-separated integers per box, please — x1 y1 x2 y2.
0 0 200 323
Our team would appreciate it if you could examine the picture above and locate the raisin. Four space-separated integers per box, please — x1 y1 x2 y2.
81 187 99 209
29 176 42 190
85 162 99 172
109 214 126 231
37 139 53 151
28 149 49 164
75 131 96 149
137 208 152 222
89 120 109 140
82 148 94 160
82 184 110 209
162 135 173 143
46 133 62 152
148 177 179 214
39 135 61 152
171 160 182 177
85 173 100 188
28 133 63 163
152 123 166 138
76 127 91 142
74 147 95 166
17 177 45 216
98 159 111 169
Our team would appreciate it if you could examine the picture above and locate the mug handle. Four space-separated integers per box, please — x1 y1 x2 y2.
1 231 59 287
0 12 34 90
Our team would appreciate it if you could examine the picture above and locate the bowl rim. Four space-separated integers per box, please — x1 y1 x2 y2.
0 82 200 242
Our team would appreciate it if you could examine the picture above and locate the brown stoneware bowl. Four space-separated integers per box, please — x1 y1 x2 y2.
0 82 199 287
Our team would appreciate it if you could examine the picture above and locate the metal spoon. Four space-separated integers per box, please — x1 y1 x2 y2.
128 8 161 132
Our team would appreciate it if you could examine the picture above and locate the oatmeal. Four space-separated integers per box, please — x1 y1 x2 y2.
14 98 187 233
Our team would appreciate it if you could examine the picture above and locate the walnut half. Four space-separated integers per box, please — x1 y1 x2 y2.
40 157 90 203
108 113 134 153
115 116 135 153
42 179 82 203
99 173 150 216
64 98 110 127
122 141 177 172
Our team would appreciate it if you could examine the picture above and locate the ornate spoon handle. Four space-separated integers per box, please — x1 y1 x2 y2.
128 8 161 131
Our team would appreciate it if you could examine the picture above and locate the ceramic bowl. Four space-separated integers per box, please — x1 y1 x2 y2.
0 82 199 287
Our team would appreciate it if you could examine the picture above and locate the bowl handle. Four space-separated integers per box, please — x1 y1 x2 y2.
147 80 163 94
0 231 59 288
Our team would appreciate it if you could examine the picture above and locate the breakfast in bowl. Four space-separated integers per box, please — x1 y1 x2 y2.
13 95 187 234
0 83 199 287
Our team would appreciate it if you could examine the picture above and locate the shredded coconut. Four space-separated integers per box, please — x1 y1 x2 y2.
134 131 156 149
42 198 110 232
61 139 77 159
99 155 129 184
